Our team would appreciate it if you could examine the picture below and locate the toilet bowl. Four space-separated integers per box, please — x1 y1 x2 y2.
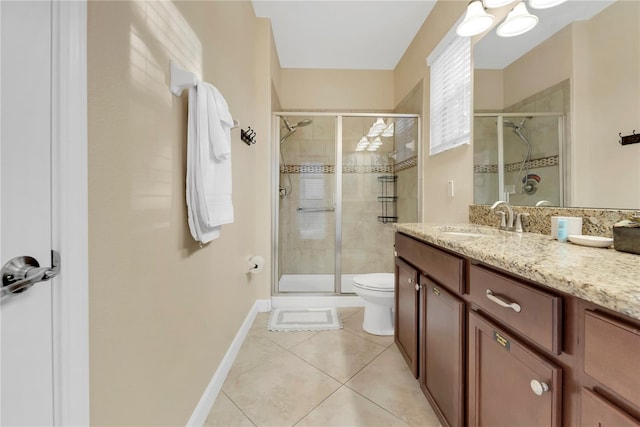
352 273 395 336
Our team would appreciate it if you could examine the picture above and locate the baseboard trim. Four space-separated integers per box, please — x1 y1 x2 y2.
186 298 271 426
271 295 364 308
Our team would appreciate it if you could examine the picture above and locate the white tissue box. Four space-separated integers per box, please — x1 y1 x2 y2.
551 216 583 239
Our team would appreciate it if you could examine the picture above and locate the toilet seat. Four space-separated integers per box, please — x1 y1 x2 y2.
353 273 394 292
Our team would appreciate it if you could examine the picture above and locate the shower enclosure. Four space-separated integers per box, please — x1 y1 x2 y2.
474 113 565 206
274 113 420 295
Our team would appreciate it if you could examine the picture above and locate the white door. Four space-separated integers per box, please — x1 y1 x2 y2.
1 1 56 425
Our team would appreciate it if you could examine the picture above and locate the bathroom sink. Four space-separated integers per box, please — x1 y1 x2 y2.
442 231 492 238
437 225 502 238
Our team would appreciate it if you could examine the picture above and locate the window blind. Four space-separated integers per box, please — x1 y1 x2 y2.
427 32 471 156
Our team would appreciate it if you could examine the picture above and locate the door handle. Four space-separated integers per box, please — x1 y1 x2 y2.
1 250 60 301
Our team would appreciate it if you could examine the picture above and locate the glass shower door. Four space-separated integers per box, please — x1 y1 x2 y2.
339 116 418 294
277 115 336 293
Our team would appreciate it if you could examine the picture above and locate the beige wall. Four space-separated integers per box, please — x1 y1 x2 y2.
279 69 394 111
474 69 503 111
88 1 272 424
572 1 640 209
394 1 470 223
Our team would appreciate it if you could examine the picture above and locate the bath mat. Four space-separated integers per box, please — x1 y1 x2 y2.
267 308 342 332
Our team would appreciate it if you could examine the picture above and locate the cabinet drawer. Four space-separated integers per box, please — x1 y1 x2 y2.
581 388 640 427
468 264 562 354
395 233 464 294
584 310 640 406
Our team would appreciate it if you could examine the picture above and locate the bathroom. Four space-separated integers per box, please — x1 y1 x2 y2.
1 0 638 426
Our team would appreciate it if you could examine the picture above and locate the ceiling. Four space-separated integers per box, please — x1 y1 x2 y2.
252 0 614 71
251 1 437 70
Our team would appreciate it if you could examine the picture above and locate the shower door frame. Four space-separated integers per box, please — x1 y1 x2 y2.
271 112 422 297
474 112 567 206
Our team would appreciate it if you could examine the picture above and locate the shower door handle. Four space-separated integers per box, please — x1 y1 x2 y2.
297 207 335 213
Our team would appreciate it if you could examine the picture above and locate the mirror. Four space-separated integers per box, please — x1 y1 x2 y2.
473 0 639 209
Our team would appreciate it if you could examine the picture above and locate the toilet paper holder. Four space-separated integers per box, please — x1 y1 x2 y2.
247 255 264 273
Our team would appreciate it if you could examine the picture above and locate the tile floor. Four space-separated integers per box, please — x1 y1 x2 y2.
205 308 441 427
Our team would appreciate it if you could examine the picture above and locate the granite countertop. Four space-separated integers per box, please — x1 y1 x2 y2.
395 223 640 320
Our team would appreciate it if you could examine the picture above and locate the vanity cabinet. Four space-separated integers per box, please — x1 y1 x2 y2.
468 311 562 426
421 276 465 427
395 257 419 377
395 232 465 425
394 230 640 427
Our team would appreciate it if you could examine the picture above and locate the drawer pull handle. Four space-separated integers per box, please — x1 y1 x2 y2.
530 379 549 396
486 289 522 313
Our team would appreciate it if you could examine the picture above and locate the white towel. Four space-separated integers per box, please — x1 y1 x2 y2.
186 82 235 244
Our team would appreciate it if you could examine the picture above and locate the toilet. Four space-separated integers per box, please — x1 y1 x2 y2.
352 273 395 336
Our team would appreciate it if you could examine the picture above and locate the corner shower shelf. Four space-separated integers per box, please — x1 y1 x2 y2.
377 175 398 224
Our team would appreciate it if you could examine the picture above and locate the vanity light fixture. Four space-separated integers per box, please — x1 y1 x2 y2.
483 0 515 8
370 137 383 147
456 0 495 37
355 136 370 151
496 2 538 37
381 122 394 137
367 117 387 138
528 0 567 9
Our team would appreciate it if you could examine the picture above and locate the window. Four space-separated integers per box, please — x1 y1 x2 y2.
427 29 471 156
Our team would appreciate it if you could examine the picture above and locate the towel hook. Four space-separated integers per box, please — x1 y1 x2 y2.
620 129 640 146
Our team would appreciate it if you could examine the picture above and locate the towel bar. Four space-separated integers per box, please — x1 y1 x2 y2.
297 207 335 213
168 60 239 128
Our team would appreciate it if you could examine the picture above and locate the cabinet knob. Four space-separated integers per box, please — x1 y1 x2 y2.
530 379 549 396
407 278 413 284
415 283 420 291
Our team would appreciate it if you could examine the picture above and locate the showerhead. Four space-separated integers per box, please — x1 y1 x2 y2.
503 116 532 131
503 117 532 147
279 117 313 144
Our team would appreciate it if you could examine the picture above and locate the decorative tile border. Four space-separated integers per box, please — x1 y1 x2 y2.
343 165 395 174
469 204 639 237
474 155 559 174
395 156 418 172
280 163 405 174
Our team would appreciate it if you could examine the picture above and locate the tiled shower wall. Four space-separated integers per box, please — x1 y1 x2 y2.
278 116 418 280
474 80 569 206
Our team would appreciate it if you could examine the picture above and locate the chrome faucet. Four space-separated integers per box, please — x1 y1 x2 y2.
490 200 514 231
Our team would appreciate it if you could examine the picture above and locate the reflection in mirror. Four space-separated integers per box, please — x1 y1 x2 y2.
474 112 564 206
473 0 640 209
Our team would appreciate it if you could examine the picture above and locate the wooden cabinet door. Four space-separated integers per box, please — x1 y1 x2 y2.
420 277 465 427
581 388 640 427
468 311 562 427
395 257 419 377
